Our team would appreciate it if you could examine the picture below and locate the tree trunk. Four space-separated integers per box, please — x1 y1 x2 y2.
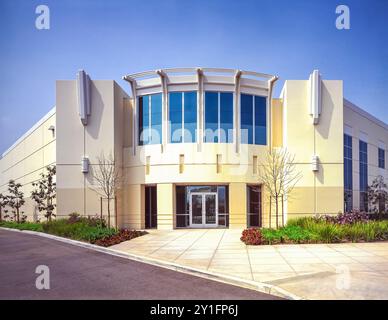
281 195 284 227
48 198 51 222
16 207 20 224
107 198 111 228
100 197 103 222
0 206 2 222
275 195 279 229
269 196 272 229
114 196 118 230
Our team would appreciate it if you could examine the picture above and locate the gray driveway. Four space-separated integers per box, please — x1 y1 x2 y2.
0 229 278 300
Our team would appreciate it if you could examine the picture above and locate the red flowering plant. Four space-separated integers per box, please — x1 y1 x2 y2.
240 228 263 245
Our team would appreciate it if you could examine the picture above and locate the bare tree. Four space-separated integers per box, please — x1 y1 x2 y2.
259 148 302 228
90 152 121 228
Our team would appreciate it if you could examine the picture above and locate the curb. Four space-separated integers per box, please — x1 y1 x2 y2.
0 227 304 300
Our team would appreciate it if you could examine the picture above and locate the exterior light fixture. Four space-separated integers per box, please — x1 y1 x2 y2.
48 125 55 137
311 155 319 171
81 156 89 173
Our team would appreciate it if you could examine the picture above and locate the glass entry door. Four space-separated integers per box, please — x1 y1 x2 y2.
190 192 218 227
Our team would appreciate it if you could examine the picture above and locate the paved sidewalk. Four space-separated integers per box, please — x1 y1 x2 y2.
110 229 388 299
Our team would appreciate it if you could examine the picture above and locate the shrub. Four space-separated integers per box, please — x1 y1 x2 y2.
67 212 81 224
0 214 145 245
42 219 117 242
324 211 369 225
311 223 343 243
93 229 147 247
241 228 263 245
86 215 107 228
342 221 388 242
260 226 317 245
243 214 388 245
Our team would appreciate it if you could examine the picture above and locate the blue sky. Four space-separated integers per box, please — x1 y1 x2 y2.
0 0 387 153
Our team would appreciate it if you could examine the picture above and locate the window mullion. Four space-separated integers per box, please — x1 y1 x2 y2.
252 95 255 145
182 93 185 143
149 95 152 144
218 92 221 143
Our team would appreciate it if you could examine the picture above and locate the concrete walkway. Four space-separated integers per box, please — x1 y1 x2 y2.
110 229 388 299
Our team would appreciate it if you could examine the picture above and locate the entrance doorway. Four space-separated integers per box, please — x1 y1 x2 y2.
190 192 218 228
145 186 157 229
247 185 262 227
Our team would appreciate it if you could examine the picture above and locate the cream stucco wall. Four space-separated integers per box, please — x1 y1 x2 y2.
281 79 344 220
344 100 388 210
0 108 56 221
56 79 130 226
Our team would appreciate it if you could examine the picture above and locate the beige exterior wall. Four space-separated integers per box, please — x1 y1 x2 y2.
56 79 130 226
281 79 344 220
344 100 388 210
0 108 56 221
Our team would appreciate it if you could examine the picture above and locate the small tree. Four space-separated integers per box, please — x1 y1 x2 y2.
90 152 121 228
259 148 302 228
367 175 387 218
31 166 57 222
7 180 26 223
0 193 8 222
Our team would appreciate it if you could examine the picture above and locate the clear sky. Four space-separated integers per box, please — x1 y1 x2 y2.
0 0 387 154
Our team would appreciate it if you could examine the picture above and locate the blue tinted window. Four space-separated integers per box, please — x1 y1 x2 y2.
359 140 368 211
220 92 233 143
240 94 267 145
344 134 353 211
169 92 183 143
138 95 150 145
240 94 253 144
138 94 162 145
254 96 266 145
204 92 219 143
150 94 162 144
168 91 197 143
378 148 385 169
183 92 197 143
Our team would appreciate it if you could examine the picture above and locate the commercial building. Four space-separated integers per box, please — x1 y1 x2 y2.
0 68 387 229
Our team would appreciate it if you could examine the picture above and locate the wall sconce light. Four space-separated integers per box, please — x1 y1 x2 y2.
81 156 89 173
311 155 319 172
48 125 55 137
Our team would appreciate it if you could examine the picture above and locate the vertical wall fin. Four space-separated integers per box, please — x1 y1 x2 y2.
77 70 91 125
309 70 322 125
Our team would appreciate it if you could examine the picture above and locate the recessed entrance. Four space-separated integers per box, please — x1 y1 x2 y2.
176 185 228 228
145 186 157 229
190 192 218 228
